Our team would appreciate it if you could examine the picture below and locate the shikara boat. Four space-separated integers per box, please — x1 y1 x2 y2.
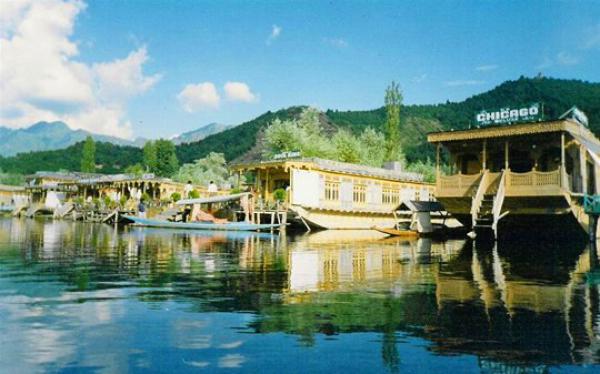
123 193 284 232
123 215 283 231
372 226 419 237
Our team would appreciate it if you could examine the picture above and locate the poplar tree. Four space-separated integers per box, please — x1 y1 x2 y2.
384 81 403 162
143 141 157 172
153 139 179 177
80 136 96 172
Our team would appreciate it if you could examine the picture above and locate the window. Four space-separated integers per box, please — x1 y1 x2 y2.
382 184 400 205
324 178 340 201
353 182 366 204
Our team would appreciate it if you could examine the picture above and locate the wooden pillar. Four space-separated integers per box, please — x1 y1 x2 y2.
561 133 566 188
436 143 441 180
504 140 509 170
581 145 588 194
482 140 487 170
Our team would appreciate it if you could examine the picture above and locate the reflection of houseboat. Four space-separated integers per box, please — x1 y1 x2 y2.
231 158 435 230
428 107 597 238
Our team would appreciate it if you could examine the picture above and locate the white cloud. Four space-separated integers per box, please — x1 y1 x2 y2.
556 51 579 66
411 73 427 83
536 51 579 69
177 82 220 112
266 24 281 45
583 23 600 49
322 37 349 49
444 80 485 87
223 82 258 103
0 0 160 139
475 64 498 72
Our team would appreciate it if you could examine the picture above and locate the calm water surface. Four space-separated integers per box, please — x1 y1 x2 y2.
0 218 599 373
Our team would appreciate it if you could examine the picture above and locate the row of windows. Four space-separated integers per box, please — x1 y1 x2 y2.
323 178 433 203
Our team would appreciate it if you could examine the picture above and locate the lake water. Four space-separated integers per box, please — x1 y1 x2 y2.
0 218 599 373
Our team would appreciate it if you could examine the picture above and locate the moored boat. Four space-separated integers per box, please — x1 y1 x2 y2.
122 215 283 231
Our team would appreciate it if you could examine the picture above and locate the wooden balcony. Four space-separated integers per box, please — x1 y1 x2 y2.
437 168 564 198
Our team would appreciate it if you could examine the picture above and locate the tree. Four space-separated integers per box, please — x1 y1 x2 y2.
80 136 96 172
153 139 179 177
143 141 157 172
333 130 362 163
384 81 403 162
359 127 386 167
174 152 239 188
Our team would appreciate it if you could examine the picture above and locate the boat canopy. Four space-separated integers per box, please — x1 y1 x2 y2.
176 192 250 206
396 200 445 212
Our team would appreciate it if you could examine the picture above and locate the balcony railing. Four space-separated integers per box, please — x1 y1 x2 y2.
437 168 564 198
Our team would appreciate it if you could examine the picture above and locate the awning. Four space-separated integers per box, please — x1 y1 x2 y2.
176 192 250 205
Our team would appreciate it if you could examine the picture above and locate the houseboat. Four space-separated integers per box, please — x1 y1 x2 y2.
231 157 435 230
427 105 597 239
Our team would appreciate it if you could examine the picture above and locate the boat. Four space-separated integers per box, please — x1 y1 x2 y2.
122 192 285 232
372 226 419 237
122 215 283 231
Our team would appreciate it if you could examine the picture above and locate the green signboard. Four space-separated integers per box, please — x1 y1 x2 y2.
475 103 542 126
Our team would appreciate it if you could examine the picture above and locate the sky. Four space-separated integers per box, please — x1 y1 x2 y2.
1 0 599 140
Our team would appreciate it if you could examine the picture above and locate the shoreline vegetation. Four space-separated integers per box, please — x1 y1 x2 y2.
0 77 598 186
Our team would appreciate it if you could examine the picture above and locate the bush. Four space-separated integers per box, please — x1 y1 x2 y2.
119 195 128 207
273 188 287 202
189 189 200 199
141 192 151 203
171 192 181 202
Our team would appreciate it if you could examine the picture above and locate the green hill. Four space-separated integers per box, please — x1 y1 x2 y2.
1 76 598 174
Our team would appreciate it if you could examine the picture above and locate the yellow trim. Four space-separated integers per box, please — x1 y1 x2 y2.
427 120 598 146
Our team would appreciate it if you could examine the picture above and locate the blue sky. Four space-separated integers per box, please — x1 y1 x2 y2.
1 1 599 139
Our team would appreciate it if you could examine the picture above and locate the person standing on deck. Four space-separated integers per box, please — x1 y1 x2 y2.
137 200 146 218
184 181 193 198
208 181 218 195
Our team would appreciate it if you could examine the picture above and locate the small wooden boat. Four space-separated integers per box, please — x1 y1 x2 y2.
372 226 419 237
123 215 283 232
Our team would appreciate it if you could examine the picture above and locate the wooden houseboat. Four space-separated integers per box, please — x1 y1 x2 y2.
231 157 435 230
427 106 597 239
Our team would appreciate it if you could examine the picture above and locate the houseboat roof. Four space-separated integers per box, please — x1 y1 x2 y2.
231 157 425 183
0 184 26 192
427 119 600 148
28 171 183 186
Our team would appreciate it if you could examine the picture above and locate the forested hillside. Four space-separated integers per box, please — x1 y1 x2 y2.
1 77 598 174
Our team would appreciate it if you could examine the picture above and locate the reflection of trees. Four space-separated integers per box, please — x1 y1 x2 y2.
2 219 600 369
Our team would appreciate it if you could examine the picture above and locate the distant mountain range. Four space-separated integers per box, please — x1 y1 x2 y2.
170 123 233 145
0 121 233 156
0 76 598 174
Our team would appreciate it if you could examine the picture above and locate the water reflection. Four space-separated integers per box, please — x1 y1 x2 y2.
0 218 598 372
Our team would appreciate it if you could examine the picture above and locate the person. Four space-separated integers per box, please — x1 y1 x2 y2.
208 181 218 194
190 204 227 224
240 190 255 223
184 180 193 198
138 200 146 218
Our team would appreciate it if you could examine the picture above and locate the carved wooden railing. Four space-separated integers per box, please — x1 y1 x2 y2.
471 170 489 227
506 169 562 196
437 172 483 197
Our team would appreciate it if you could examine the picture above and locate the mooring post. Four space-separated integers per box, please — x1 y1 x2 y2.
590 214 598 244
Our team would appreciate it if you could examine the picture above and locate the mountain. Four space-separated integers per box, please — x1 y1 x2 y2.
1 77 599 174
0 121 138 156
171 123 233 145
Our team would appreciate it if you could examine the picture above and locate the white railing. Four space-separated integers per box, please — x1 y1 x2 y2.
492 170 507 238
470 170 489 227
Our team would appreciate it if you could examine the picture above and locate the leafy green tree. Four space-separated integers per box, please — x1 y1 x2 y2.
406 159 437 183
125 163 145 177
153 139 179 177
80 136 96 172
174 152 238 188
143 141 157 172
0 169 25 186
359 127 386 167
384 81 402 162
333 130 362 163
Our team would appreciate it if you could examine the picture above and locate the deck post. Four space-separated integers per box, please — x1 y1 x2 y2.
504 141 509 170
561 133 566 188
436 143 441 181
482 140 487 170
581 145 588 194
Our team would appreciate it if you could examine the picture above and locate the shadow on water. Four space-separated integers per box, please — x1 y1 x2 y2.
0 218 599 372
